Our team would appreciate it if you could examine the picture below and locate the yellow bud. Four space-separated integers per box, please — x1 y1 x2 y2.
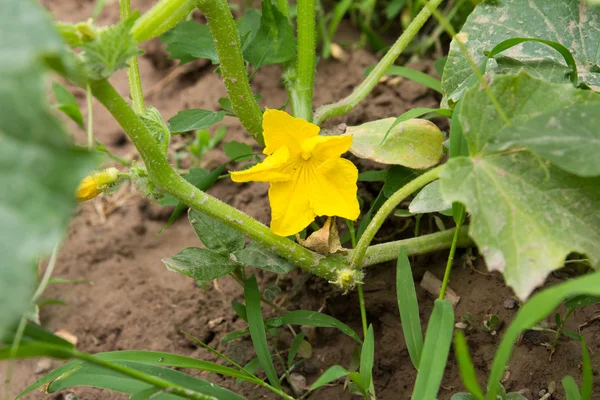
76 167 119 202
330 268 363 293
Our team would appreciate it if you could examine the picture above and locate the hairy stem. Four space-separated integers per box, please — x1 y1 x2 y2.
88 79 340 279
357 227 472 267
350 165 444 268
197 0 264 144
313 0 444 125
130 0 196 42
293 0 316 121
120 0 145 115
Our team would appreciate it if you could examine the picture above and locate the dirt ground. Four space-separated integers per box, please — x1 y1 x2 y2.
3 1 600 399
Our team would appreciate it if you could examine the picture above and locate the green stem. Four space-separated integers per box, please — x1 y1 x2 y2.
350 165 444 268
293 0 316 121
358 227 472 267
120 0 145 115
196 0 264 144
74 351 216 400
86 82 93 150
313 0 444 125
88 79 339 279
438 220 462 300
357 284 368 337
130 0 196 43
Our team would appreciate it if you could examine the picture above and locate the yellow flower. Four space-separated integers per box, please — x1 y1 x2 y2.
76 167 119 202
231 110 360 236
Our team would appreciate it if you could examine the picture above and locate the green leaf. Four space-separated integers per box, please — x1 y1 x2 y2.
490 103 600 177
581 338 593 400
52 82 84 128
359 325 375 393
244 275 281 389
0 0 96 340
234 242 296 274
440 153 600 299
486 271 600 399
383 166 419 198
188 209 245 255
562 376 582 400
81 14 142 80
408 180 451 215
564 295 600 310
238 8 263 52
412 299 454 399
346 118 445 169
309 365 349 391
160 21 219 65
277 310 362 343
454 332 485 400
158 167 210 206
365 65 442 93
396 248 423 369
378 107 452 145
140 106 170 154
162 247 239 281
442 0 600 105
358 170 387 182
168 109 225 133
243 0 297 68
459 73 600 155
224 140 255 161
231 300 248 322
287 332 306 368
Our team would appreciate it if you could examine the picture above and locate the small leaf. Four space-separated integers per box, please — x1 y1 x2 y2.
412 300 454 399
160 21 219 64
358 170 387 182
396 248 423 370
278 310 362 343
383 166 419 198
52 82 84 128
224 141 255 161
565 295 600 310
454 332 485 400
158 167 210 206
244 275 280 389
162 247 239 281
365 65 442 93
263 285 281 302
140 106 170 154
188 209 245 255
238 8 262 52
81 13 142 80
440 153 600 299
168 109 225 133
243 0 296 68
408 180 451 215
234 242 296 274
309 365 349 391
346 118 445 169
287 332 306 368
221 329 249 343
562 376 582 400
231 300 248 322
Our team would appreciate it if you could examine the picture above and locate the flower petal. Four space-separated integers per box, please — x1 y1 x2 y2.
268 166 316 236
262 109 320 155
230 146 292 183
310 158 360 220
302 135 353 165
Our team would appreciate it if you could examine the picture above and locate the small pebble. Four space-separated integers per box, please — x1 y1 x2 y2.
455 322 467 329
538 388 547 397
35 358 53 374
289 373 307 394
548 381 556 394
504 298 518 309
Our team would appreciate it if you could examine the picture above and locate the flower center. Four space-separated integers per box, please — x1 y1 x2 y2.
301 151 312 161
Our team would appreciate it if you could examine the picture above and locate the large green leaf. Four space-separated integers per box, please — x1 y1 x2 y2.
345 118 445 169
442 0 600 106
489 103 600 177
440 153 600 299
160 21 219 65
167 109 225 134
0 0 96 340
234 242 296 274
459 73 600 155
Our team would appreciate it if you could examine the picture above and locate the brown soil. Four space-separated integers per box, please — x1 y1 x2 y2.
3 1 600 400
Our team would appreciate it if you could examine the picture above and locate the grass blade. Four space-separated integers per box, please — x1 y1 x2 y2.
412 299 454 399
309 365 349 391
287 332 306 368
581 338 593 400
278 310 362 343
487 271 600 399
454 332 485 400
365 65 442 93
360 325 375 393
244 275 281 389
396 247 423 369
562 376 582 400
